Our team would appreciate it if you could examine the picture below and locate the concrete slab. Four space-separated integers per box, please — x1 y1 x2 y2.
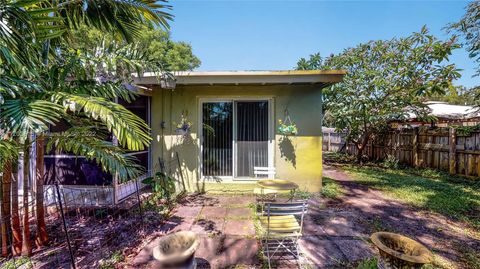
317 214 365 237
302 215 327 236
172 206 202 219
335 239 375 263
224 219 255 236
216 195 255 207
299 235 348 268
201 236 260 268
226 207 252 220
199 206 228 219
191 218 225 236
158 216 194 234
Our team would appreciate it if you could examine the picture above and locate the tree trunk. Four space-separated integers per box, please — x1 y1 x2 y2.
356 133 370 163
11 165 22 255
21 141 32 256
35 135 48 247
1 160 12 257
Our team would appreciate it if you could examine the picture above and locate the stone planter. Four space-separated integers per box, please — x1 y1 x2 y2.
371 232 433 269
153 231 200 269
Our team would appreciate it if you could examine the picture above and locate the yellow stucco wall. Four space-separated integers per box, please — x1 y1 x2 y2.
150 84 323 193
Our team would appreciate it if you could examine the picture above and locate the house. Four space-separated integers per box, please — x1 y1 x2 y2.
134 70 345 193
390 101 480 129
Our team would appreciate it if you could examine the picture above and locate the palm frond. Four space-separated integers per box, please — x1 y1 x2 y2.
0 139 19 167
0 98 64 137
47 126 144 180
58 0 172 43
0 74 42 104
51 92 151 151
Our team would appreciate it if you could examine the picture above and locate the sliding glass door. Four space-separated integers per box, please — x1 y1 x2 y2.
201 100 271 179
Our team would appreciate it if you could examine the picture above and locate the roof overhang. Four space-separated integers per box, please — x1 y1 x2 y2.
133 70 346 88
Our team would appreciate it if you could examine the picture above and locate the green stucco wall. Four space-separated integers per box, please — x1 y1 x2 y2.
150 84 323 193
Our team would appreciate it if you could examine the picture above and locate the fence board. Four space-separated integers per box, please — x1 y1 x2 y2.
322 127 480 178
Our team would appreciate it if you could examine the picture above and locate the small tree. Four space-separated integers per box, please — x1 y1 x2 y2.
447 1 480 77
298 27 460 162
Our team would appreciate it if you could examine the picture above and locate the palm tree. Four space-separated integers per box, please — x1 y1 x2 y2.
1 0 172 256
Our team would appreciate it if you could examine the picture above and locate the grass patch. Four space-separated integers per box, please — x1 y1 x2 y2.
98 251 124 269
1 257 33 269
343 165 480 230
355 257 377 269
321 176 342 199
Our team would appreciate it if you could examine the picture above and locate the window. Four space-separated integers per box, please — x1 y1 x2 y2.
44 95 151 185
201 99 273 179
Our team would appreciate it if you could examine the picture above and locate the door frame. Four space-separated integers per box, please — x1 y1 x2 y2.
198 96 275 181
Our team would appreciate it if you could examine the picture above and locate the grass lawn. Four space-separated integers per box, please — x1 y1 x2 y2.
321 176 343 199
342 164 480 230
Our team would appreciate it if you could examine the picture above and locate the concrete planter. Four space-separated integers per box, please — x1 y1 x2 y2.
153 231 200 269
371 232 433 269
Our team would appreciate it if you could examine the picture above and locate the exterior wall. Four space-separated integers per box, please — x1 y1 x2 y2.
150 84 323 192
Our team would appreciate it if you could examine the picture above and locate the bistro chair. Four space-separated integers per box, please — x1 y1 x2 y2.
259 200 308 268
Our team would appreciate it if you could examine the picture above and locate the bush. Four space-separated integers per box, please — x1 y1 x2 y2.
382 154 399 169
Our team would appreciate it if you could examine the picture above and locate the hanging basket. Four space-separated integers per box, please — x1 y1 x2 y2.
175 123 191 136
175 111 192 136
278 110 298 135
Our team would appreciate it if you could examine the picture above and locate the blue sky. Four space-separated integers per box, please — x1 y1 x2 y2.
168 0 477 88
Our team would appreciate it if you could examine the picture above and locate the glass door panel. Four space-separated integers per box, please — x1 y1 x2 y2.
235 101 269 177
202 102 233 177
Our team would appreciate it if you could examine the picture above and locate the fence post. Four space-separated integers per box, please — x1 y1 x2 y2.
412 128 419 167
54 184 76 269
449 127 457 175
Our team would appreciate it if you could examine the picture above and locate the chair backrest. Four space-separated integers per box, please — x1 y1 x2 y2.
254 166 276 178
264 200 308 234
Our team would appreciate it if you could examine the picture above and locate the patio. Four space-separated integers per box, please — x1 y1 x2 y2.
130 193 374 268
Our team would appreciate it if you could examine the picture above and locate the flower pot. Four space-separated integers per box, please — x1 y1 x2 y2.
152 231 200 269
371 232 433 269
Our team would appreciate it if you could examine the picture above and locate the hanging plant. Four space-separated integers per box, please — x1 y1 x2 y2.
174 111 192 136
278 109 298 135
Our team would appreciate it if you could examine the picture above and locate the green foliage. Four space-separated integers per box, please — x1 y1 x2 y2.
70 24 200 71
277 119 298 135
142 172 176 201
429 85 479 105
298 27 461 161
381 154 400 169
447 2 480 77
0 0 173 180
344 165 480 230
0 139 18 168
1 256 33 269
47 126 144 181
452 124 480 136
321 176 342 199
355 258 377 269
98 250 125 269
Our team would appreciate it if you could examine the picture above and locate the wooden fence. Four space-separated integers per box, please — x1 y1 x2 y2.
322 127 480 178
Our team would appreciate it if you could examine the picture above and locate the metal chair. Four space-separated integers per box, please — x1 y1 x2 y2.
259 200 308 268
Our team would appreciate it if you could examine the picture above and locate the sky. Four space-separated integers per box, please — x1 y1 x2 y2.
168 0 477 88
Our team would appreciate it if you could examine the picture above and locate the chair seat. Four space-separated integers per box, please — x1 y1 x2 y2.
259 215 301 236
253 187 278 195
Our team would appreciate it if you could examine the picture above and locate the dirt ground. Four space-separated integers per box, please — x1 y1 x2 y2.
323 164 480 269
20 165 480 268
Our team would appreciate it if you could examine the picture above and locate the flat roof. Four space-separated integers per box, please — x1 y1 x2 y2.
133 70 346 87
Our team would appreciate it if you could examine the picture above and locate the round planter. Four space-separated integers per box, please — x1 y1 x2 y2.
370 232 433 269
152 231 200 269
